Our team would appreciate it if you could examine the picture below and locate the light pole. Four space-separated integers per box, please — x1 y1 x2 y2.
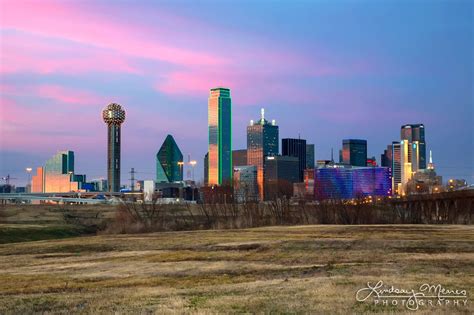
25 167 32 193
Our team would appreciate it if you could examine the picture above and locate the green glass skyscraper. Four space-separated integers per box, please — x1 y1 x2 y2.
208 87 232 186
156 135 183 183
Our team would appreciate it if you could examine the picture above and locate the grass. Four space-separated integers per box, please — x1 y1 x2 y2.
0 224 92 244
0 224 472 313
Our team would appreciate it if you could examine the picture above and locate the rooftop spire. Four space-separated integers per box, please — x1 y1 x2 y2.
261 108 265 120
427 150 435 170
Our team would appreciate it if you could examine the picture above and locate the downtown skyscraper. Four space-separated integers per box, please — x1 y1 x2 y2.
401 124 426 171
102 103 126 192
156 135 183 183
282 138 307 182
342 139 367 167
247 108 279 200
208 87 232 186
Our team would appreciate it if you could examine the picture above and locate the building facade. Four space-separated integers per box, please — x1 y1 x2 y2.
247 108 279 200
232 149 247 169
282 138 307 182
156 134 183 183
306 144 315 169
264 155 299 201
391 142 402 194
401 124 426 170
342 139 367 167
233 165 258 203
102 103 126 192
313 166 392 200
204 152 209 186
381 144 393 168
31 151 81 193
208 87 232 186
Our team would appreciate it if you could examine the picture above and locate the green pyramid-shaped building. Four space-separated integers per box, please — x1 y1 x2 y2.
156 135 183 183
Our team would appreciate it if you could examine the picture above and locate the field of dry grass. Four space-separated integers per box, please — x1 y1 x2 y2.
0 224 472 313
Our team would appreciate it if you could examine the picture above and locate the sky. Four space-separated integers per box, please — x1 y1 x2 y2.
0 0 473 186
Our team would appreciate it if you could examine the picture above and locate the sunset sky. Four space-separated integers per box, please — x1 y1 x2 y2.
0 0 472 186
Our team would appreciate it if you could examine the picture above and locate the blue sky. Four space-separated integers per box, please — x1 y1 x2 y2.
0 0 472 186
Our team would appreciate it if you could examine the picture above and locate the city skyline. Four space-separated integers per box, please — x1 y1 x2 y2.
1 0 473 186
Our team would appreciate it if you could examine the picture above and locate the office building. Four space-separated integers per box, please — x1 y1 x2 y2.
313 166 392 200
264 155 299 200
401 124 426 170
342 139 367 167
282 138 307 182
31 151 81 193
304 168 315 198
317 160 333 168
306 144 315 169
247 108 279 200
400 140 413 194
91 179 108 192
367 157 377 167
208 87 232 186
102 103 126 192
233 165 258 203
381 144 393 168
156 135 183 183
204 152 209 186
232 149 247 169
391 142 402 194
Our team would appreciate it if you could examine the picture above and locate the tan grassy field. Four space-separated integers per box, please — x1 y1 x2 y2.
0 224 473 314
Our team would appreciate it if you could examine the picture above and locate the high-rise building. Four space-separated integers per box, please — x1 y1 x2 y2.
401 124 426 170
282 138 307 182
400 139 413 194
264 155 299 200
306 144 315 169
102 103 126 192
156 135 183 183
381 144 393 168
391 142 401 194
208 87 232 186
233 165 258 203
247 108 279 200
204 152 209 186
313 166 392 200
342 139 367 167
31 167 44 193
232 149 247 169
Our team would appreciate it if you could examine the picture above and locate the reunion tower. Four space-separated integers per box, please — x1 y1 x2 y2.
102 103 126 192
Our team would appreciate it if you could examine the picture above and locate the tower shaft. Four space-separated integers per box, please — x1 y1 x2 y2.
107 124 121 192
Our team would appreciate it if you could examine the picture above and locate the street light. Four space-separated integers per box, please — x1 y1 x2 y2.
177 161 184 181
25 167 32 193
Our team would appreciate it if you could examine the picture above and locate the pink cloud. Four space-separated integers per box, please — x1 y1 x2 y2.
35 85 106 105
1 1 228 67
1 83 106 106
0 32 141 75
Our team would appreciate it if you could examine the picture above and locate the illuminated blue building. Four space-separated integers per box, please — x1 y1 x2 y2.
314 166 392 200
